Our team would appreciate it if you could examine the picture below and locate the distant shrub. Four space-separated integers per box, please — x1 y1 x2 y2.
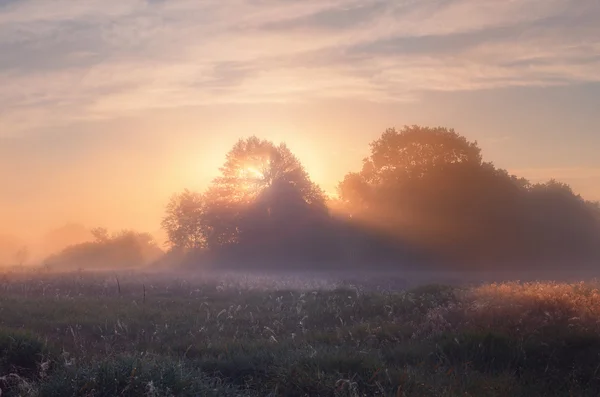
45 230 163 270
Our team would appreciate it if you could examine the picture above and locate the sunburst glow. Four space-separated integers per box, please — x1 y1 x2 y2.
238 166 265 180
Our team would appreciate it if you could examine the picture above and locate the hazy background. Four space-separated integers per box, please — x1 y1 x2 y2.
1 0 600 260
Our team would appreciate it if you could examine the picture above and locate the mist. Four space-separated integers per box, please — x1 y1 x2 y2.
3 1 600 394
2 127 599 282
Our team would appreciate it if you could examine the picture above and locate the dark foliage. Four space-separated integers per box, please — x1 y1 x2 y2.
161 127 600 271
0 329 48 377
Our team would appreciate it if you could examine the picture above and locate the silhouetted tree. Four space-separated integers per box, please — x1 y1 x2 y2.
162 136 337 267
522 179 600 262
214 136 325 205
160 128 600 271
363 126 481 182
228 178 332 263
339 126 482 217
339 125 600 267
203 136 327 249
162 190 208 251
340 126 483 233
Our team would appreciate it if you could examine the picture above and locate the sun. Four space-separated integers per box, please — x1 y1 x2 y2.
235 166 268 195
238 166 265 179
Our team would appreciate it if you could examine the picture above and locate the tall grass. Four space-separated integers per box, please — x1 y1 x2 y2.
1 272 600 396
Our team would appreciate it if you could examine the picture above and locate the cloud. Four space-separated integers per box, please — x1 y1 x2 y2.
0 0 599 133
260 1 388 31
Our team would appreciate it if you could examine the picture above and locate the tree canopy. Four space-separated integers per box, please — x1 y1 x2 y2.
212 136 325 205
363 126 482 183
162 137 331 264
338 126 600 267
162 127 600 271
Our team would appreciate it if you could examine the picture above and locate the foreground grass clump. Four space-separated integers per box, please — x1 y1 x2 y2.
38 355 249 397
0 329 50 377
2 272 600 396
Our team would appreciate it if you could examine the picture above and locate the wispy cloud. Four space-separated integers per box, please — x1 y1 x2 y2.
1 0 599 134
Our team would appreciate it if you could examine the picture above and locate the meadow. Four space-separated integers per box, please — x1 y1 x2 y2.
1 270 600 396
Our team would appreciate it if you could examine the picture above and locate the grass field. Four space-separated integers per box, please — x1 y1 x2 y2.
1 271 600 396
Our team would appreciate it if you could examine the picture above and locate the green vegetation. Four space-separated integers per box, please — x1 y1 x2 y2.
1 273 600 396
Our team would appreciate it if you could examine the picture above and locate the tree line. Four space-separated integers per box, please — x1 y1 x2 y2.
39 126 599 272
158 126 600 271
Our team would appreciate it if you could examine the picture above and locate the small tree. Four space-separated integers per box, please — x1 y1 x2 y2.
161 190 208 251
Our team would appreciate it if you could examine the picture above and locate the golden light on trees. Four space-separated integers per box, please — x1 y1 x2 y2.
163 136 328 252
213 136 325 205
238 166 265 180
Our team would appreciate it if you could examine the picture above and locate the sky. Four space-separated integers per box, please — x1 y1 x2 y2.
1 0 600 242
